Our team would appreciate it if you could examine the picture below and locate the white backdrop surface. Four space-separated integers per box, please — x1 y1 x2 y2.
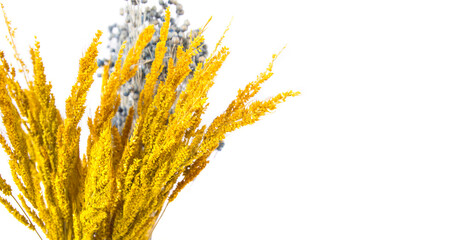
0 0 458 239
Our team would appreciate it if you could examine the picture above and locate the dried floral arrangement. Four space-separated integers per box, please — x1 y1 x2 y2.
104 0 210 142
0 1 299 240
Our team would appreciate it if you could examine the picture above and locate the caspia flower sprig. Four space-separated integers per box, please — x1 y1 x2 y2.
0 3 299 240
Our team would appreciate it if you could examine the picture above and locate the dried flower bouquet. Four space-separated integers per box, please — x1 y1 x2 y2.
0 2 299 240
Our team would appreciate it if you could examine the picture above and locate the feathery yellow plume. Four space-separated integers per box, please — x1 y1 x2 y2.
0 4 299 240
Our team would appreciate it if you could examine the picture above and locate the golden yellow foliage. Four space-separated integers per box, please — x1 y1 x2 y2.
0 4 299 240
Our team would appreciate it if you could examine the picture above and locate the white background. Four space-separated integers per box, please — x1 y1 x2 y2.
0 0 459 239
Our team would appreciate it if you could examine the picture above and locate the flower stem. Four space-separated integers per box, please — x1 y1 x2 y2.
11 195 43 240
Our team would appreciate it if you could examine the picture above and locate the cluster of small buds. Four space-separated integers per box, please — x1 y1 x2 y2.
99 0 208 132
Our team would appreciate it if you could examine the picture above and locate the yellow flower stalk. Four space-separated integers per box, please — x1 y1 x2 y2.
0 3 299 240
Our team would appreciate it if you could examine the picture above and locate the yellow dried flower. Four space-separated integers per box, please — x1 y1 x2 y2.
0 3 299 240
